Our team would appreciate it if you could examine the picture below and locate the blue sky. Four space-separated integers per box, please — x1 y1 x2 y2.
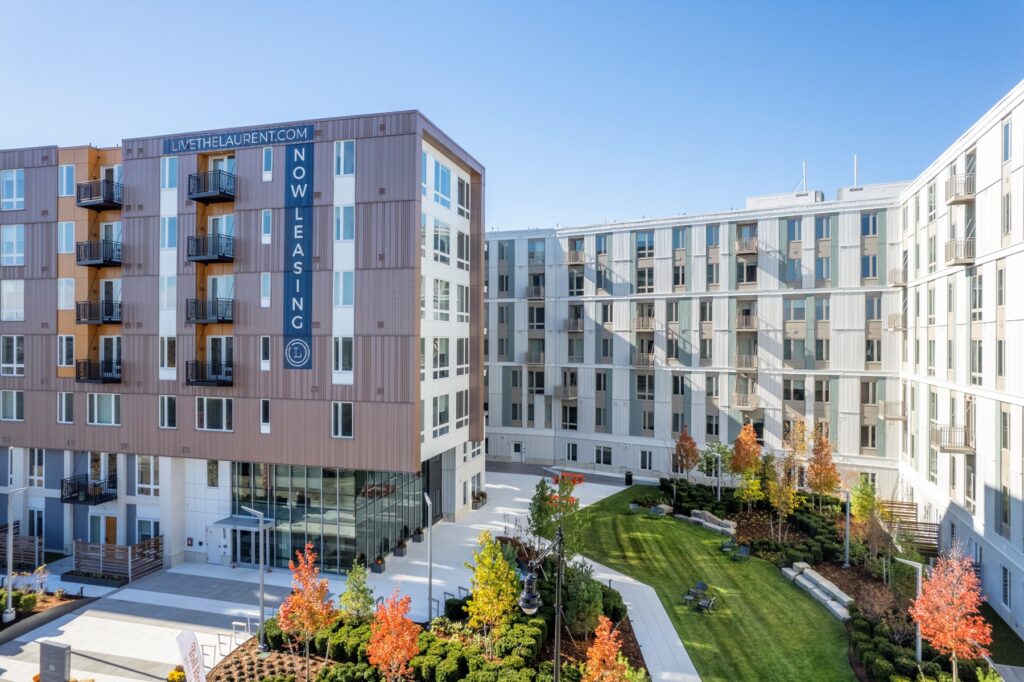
3 1 1023 230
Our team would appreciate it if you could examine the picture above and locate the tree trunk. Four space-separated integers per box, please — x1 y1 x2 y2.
952 655 958 682
305 639 311 682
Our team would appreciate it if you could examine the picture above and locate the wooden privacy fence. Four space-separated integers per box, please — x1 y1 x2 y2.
0 521 43 570
879 501 939 555
73 535 164 582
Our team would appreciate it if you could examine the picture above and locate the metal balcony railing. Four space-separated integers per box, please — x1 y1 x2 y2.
564 250 586 265
564 318 585 332
60 474 117 505
930 424 975 453
735 238 758 254
631 352 655 367
732 393 758 410
888 268 907 287
75 300 122 325
187 170 236 203
524 350 545 364
554 385 578 400
945 174 976 204
945 238 975 265
186 361 233 386
76 179 123 210
735 353 758 370
879 401 906 420
887 313 906 331
75 360 121 384
735 313 758 331
633 316 656 331
524 286 545 299
185 298 234 324
187 233 234 262
76 240 122 267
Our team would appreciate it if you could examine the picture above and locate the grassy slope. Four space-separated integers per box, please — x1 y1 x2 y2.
981 603 1024 666
580 487 856 682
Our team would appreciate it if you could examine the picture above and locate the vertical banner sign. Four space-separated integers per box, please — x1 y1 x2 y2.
284 143 314 369
176 630 206 682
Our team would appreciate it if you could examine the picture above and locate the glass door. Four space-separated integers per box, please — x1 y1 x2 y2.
100 335 122 372
89 514 117 544
208 275 234 300
101 165 123 184
209 214 235 238
210 155 236 175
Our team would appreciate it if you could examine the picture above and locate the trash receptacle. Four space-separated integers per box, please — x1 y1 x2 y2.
625 471 633 486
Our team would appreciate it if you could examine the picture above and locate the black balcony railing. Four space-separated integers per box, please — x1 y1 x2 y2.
187 233 234 262
60 474 117 505
75 359 121 384
186 360 233 386
75 300 122 325
76 240 123 267
188 170 236 203
186 298 234 324
76 179 123 210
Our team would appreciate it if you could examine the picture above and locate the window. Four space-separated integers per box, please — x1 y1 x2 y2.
57 392 73 423
456 338 469 375
861 255 877 279
1 224 24 265
815 339 830 361
333 270 355 307
636 267 653 293
860 212 878 237
1 169 25 211
196 396 232 432
58 164 75 196
1002 191 1012 236
784 298 805 321
261 209 272 244
160 216 177 249
207 460 219 487
705 224 720 248
636 374 654 401
432 279 450 321
700 338 712 360
639 450 653 471
457 177 471 218
87 393 120 426
865 295 881 321
595 407 606 428
433 219 451 263
673 265 685 288
158 276 176 310
635 231 654 258
568 269 584 296
334 205 354 242
0 390 23 421
260 272 271 308
566 443 578 462
971 273 983 321
136 455 159 496
262 147 273 179
432 338 450 379
137 519 161 542
997 268 1005 306
672 374 684 395
561 404 577 430
28 449 43 487
421 151 428 196
433 160 451 208
57 335 73 367
706 262 719 286
1 335 24 375
815 379 830 403
783 379 805 401
57 221 74 254
737 259 757 284
814 215 832 240
334 140 355 176
860 425 877 449
786 218 802 242
1003 566 1012 608
815 296 830 321
260 399 271 433
1003 118 1012 163
57 278 74 310
997 339 1005 378
259 336 271 371
431 395 449 438
861 380 877 405
160 156 178 190
706 415 720 437
673 226 688 250
333 336 353 372
815 257 830 281
595 446 612 466
159 336 176 370
971 340 982 385
159 395 176 429
865 339 881 363
596 371 608 392
456 284 469 322
928 448 938 483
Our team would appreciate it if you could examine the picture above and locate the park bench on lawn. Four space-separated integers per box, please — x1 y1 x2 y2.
696 596 717 613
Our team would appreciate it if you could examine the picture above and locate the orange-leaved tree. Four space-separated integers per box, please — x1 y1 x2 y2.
806 427 840 511
367 588 421 682
278 542 336 682
583 615 630 682
909 544 992 682
730 422 762 475
674 427 701 482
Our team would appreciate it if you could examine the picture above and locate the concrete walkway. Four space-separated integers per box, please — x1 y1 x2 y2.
0 470 701 681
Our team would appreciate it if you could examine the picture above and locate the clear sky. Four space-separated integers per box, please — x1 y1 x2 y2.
3 1 1023 230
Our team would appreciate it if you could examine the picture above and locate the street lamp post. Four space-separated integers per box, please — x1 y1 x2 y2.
894 557 925 663
424 493 433 620
715 452 722 502
843 489 851 570
4 487 26 624
241 506 268 651
519 526 565 682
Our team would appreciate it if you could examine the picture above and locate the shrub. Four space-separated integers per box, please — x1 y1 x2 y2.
893 655 917 677
315 662 378 681
859 647 877 668
852 631 872 649
852 618 872 635
412 653 442 682
167 666 186 682
15 592 36 617
870 657 895 680
921 661 942 678
261 675 299 682
265 616 287 650
444 596 469 621
494 623 542 662
875 640 898 661
600 584 627 623
435 655 464 682
564 573 603 638
888 676 913 682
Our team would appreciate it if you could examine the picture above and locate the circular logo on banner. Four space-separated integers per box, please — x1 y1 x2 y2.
285 339 311 367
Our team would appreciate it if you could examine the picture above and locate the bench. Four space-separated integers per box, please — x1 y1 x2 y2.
696 597 717 613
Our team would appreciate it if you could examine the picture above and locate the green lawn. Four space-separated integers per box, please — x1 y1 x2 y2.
982 603 1024 666
580 487 856 682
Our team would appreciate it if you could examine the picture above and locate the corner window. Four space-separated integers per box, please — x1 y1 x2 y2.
434 160 451 208
457 177 471 218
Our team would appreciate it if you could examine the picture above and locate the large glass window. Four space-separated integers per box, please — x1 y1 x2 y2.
334 140 355 176
433 161 451 208
136 455 159 496
58 165 75 196
196 396 233 431
1 390 23 421
87 393 121 426
1 280 24 321
1 169 25 211
160 156 178 190
1 224 24 265
1 335 24 375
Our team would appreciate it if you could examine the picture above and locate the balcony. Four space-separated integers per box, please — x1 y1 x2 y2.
524 350 545 365
60 474 117 505
565 250 586 265
633 316 656 331
930 424 975 453
75 360 121 384
186 361 233 386
880 401 906 420
735 238 758 254
564 318 585 333
732 393 758 411
76 179 123 211
945 174 975 205
186 298 234 324
554 385 578 400
76 300 122 325
188 170 236 203
887 313 906 331
735 353 758 370
524 286 545 300
888 268 907 287
76 240 122 267
187 233 234 263
631 352 655 367
944 238 975 266
735 313 758 331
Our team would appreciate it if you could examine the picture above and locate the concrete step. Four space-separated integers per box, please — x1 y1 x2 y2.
802 568 854 607
781 567 798 582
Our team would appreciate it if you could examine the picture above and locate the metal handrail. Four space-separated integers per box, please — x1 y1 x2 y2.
735 314 757 330
633 316 656 331
61 473 118 503
186 360 233 384
187 233 234 260
186 298 234 323
76 239 123 264
76 179 123 205
631 352 655 366
945 174 975 200
188 169 236 196
76 300 122 324
75 359 121 382
736 354 758 369
944 238 975 263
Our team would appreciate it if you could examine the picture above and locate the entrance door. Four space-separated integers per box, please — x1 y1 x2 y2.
210 156 236 175
208 336 233 367
208 275 234 300
209 214 235 238
512 442 524 462
423 454 444 526
100 336 122 375
101 165 123 184
232 527 267 567
89 452 116 483
89 514 117 544
206 525 229 565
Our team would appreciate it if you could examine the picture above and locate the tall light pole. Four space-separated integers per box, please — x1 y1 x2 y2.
843 489 851 570
715 452 722 501
519 526 564 682
894 557 925 663
4 487 26 624
424 493 433 620
241 506 267 651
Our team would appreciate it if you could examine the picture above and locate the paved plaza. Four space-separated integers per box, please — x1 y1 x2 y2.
0 470 699 681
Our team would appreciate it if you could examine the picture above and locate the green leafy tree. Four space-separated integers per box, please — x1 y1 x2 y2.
851 476 878 522
701 442 732 480
465 530 519 654
766 452 798 541
553 473 589 560
734 471 764 511
339 559 375 623
528 477 556 542
565 563 604 639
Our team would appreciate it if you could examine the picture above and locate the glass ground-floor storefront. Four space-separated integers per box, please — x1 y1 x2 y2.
230 463 423 573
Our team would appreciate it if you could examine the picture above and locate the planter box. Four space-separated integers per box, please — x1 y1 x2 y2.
371 561 386 574
393 546 407 557
60 571 129 588
411 532 424 543
472 498 487 510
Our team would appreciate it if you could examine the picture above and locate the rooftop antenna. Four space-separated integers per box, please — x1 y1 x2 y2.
854 154 859 186
801 161 807 192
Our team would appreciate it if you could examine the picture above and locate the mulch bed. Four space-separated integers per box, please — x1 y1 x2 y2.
733 511 809 546
207 637 331 682
537 616 647 673
0 592 80 633
815 563 897 613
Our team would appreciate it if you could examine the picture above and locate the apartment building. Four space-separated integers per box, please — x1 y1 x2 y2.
485 183 906 493
896 81 1024 637
0 112 485 573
